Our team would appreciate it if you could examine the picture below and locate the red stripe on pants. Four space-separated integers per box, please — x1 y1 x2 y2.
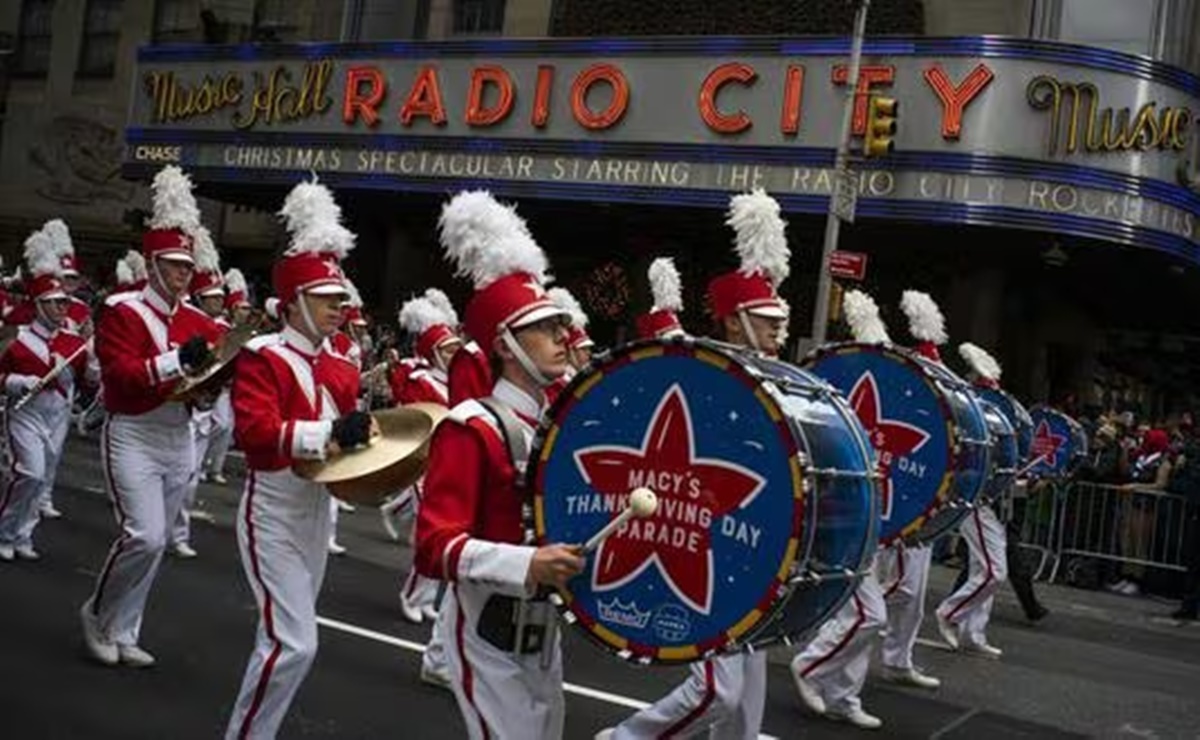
454 594 490 740
237 472 284 740
92 421 130 616
661 659 716 738
946 509 996 621
803 593 866 678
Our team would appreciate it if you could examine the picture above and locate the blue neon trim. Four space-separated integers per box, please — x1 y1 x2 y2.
125 127 1200 213
135 35 1200 97
120 162 1200 265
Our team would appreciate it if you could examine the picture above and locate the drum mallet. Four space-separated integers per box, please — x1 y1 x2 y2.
582 487 659 554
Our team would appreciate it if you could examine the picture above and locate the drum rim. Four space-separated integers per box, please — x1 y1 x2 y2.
803 341 986 546
528 337 807 664
1027 405 1089 479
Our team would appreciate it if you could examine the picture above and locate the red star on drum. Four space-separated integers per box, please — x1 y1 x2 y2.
1030 419 1067 468
575 385 764 614
848 372 931 521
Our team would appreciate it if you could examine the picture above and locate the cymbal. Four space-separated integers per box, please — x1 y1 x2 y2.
295 403 449 505
171 324 257 403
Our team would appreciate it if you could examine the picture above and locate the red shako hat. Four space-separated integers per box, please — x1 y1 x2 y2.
636 257 685 340
143 165 200 264
344 280 369 327
42 219 80 279
273 176 354 305
707 189 790 322
399 288 461 364
23 226 67 301
548 287 593 351
842 289 891 344
223 268 251 310
900 290 947 364
439 190 565 356
188 224 225 298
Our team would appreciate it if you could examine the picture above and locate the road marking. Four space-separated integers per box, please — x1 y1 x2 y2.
316 615 780 738
916 636 956 651
929 707 981 739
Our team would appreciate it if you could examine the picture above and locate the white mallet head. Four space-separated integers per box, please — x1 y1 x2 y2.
629 487 659 518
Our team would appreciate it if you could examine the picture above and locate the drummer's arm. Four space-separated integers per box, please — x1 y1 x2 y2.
232 350 332 462
95 305 182 397
415 422 535 597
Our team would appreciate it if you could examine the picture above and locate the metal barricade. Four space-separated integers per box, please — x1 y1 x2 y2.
1011 480 1063 581
1050 481 1190 584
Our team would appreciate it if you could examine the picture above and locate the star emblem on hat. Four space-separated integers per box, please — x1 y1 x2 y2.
848 372 931 521
177 233 194 250
574 385 764 614
1030 420 1067 469
524 278 546 299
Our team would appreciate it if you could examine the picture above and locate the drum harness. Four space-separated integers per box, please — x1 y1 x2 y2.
477 397 558 666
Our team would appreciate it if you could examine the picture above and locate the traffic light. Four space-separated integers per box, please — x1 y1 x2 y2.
864 96 898 157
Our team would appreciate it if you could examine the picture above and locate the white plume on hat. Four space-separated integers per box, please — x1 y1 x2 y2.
224 268 247 295
959 342 1002 382
191 225 221 274
648 257 683 313
777 296 791 345
115 258 133 286
399 293 452 336
439 190 548 289
423 288 459 327
727 189 790 286
279 176 355 258
843 290 891 344
265 297 281 321
42 219 74 260
900 290 947 345
146 165 201 233
548 287 588 328
24 227 59 278
344 279 364 308
125 250 147 282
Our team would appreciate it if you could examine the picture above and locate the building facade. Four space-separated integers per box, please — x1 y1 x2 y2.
3 0 1200 415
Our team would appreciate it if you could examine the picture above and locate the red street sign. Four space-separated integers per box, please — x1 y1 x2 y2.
829 250 868 281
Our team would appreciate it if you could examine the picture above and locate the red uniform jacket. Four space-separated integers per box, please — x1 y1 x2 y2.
233 325 360 472
0 322 90 401
330 331 363 369
6 295 91 333
447 341 492 405
415 379 543 592
392 360 449 406
96 287 223 416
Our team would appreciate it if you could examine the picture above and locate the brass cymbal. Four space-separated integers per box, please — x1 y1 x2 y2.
295 403 449 505
171 324 257 403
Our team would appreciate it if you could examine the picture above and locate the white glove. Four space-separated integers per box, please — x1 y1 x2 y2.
5 374 39 396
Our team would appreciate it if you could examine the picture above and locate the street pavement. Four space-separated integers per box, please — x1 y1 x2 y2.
2 435 1199 739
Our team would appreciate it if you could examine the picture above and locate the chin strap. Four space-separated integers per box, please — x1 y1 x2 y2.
34 302 60 331
296 295 323 340
500 327 553 388
737 309 762 353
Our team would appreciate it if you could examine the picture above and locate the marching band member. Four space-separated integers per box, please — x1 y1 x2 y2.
224 177 368 739
44 218 94 339
788 290 891 731
393 289 460 625
0 226 93 561
79 165 222 668
548 287 594 374
603 190 790 740
415 190 581 740
634 257 686 340
936 339 1012 659
325 279 369 556
110 250 149 305
871 292 942 692
202 268 253 485
168 227 227 559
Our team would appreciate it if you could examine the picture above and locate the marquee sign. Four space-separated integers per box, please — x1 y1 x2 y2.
125 37 1200 262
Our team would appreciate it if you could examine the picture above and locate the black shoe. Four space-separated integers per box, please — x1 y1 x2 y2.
1169 608 1197 621
1026 606 1050 623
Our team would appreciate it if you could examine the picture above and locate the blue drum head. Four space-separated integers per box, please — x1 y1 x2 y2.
530 341 805 663
977 387 1034 464
1027 407 1088 478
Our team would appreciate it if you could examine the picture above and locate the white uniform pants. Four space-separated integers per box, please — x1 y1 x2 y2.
400 483 439 612
35 400 69 514
422 586 451 678
448 583 564 740
937 505 1007 647
0 395 69 547
205 389 234 477
87 409 194 645
612 652 767 739
792 569 887 714
226 469 332 740
877 544 933 671
172 411 212 547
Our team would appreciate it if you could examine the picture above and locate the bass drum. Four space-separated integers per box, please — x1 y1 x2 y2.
978 399 1018 502
975 386 1035 465
803 343 991 545
1026 406 1089 479
528 339 877 664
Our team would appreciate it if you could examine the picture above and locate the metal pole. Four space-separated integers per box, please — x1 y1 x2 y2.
808 0 870 349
